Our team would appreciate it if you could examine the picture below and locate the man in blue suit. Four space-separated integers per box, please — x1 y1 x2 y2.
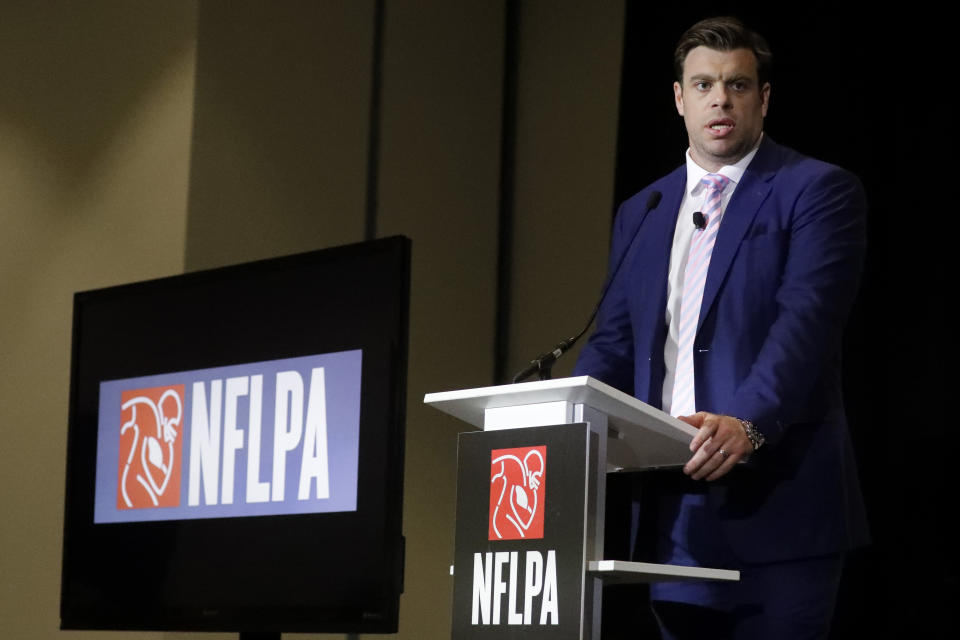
573 17 869 639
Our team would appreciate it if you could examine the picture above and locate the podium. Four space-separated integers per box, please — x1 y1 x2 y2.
425 376 738 640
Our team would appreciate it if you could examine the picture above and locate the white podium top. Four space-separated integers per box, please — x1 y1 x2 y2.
424 376 698 469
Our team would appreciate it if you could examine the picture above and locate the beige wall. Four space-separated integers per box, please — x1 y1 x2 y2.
506 0 625 381
376 3 505 637
0 2 623 638
0 2 197 639
185 0 374 270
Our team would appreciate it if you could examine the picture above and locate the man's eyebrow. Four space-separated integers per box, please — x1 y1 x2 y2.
687 73 716 83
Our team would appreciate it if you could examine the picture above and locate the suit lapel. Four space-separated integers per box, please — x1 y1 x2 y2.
642 166 686 317
698 139 779 333
646 168 686 307
632 168 685 405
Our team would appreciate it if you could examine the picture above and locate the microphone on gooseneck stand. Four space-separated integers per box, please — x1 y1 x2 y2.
511 190 663 383
693 211 706 230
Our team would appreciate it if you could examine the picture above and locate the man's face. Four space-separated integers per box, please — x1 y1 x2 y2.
674 46 770 171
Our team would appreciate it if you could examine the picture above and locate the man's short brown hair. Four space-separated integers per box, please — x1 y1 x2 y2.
674 17 772 86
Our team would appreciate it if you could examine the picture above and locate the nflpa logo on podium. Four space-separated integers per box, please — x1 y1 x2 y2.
452 424 590 638
489 446 546 540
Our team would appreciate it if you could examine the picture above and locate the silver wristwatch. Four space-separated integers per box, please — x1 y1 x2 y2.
738 419 765 451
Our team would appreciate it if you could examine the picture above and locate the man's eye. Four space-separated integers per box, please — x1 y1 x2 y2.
695 82 710 91
730 82 747 92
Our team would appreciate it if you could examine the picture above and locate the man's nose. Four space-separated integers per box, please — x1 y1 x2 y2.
711 85 731 108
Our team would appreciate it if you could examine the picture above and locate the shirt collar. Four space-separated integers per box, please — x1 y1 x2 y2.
684 133 763 196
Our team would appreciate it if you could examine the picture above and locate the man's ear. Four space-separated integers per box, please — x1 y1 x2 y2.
674 81 685 116
760 82 770 118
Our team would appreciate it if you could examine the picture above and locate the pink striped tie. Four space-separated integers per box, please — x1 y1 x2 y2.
671 173 730 416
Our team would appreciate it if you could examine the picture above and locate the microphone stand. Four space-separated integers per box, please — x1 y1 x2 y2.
510 191 663 383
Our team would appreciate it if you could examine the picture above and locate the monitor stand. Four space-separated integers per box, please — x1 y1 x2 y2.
238 631 361 639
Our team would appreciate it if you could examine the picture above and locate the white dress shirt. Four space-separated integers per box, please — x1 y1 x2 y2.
661 142 761 416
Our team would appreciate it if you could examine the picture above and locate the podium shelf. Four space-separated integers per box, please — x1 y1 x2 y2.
588 560 739 583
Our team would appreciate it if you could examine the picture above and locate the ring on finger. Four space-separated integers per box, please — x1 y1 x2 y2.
718 449 729 460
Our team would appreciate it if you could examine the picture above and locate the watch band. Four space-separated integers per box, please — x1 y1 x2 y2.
738 418 765 451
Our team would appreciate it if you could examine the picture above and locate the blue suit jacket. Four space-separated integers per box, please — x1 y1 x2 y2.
574 137 870 564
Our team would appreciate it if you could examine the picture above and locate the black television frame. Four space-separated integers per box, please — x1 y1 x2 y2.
60 236 409 635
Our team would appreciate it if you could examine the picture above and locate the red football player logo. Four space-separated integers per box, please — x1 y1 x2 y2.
117 385 184 509
489 446 546 540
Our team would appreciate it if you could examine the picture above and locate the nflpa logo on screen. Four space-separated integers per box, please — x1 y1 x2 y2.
489 446 546 540
117 385 184 510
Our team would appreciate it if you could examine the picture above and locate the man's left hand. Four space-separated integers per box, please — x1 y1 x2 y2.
679 412 754 481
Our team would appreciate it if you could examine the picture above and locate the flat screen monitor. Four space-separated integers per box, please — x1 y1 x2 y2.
60 236 410 634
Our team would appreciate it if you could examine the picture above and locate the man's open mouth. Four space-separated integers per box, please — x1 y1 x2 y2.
708 119 734 131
